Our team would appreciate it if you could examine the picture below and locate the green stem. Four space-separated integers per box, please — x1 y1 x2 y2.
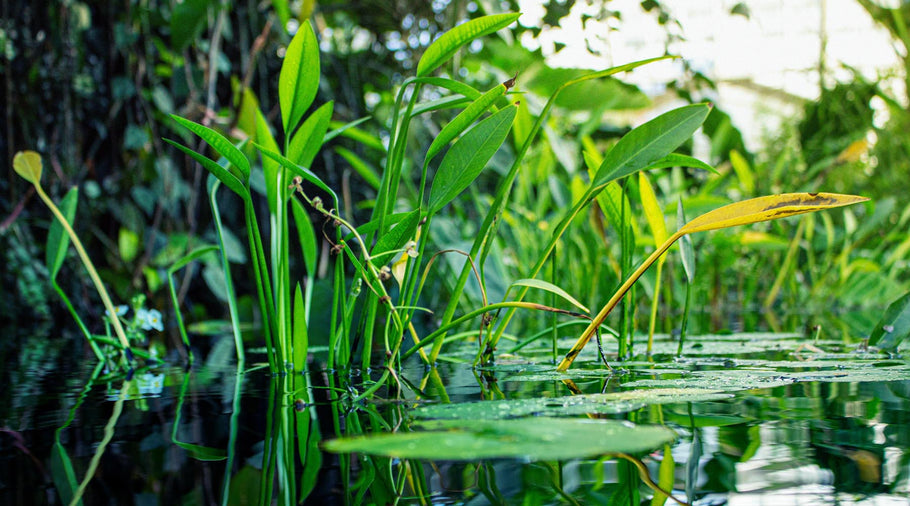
34 184 132 359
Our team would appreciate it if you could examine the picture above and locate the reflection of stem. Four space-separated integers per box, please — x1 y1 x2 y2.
69 380 129 506
220 369 243 506
34 184 131 358
614 452 689 506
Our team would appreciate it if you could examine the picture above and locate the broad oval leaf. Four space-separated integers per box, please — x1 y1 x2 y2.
416 13 521 77
639 172 667 247
868 292 910 351
425 80 510 164
592 104 711 188
510 278 589 313
170 115 250 182
428 104 517 214
323 418 675 461
279 20 320 137
13 150 42 185
679 193 869 235
46 187 79 279
289 101 333 168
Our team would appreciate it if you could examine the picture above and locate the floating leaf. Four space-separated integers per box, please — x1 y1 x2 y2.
324 418 675 461
412 388 731 420
868 292 910 352
13 150 42 185
428 104 516 214
509 279 590 313
416 13 521 77
279 20 320 136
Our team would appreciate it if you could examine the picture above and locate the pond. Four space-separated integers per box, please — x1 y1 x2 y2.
3 331 910 505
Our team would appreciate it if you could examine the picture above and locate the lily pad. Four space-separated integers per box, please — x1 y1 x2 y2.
322 418 676 461
412 388 732 419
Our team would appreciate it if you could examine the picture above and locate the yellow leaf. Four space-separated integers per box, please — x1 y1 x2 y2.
639 172 667 247
13 150 43 185
680 192 869 235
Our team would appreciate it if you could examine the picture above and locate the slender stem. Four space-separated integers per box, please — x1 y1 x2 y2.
34 184 132 358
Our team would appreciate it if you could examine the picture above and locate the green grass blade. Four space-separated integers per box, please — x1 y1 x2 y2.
293 283 308 371
416 13 521 77
169 115 250 182
209 177 246 364
428 103 517 214
279 20 320 137
168 245 220 361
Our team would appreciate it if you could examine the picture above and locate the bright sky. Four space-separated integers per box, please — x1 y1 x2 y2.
516 0 901 148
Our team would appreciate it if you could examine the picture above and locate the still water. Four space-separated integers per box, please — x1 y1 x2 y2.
3 332 910 505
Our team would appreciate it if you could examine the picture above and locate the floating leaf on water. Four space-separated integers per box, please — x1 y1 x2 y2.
323 417 676 461
412 388 731 420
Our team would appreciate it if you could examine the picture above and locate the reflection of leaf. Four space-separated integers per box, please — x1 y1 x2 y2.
869 292 910 352
324 418 675 461
173 441 227 461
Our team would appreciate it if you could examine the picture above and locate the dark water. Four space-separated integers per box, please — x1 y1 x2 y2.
3 333 910 505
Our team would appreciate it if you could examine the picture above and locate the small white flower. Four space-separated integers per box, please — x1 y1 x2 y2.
137 308 164 331
105 305 129 318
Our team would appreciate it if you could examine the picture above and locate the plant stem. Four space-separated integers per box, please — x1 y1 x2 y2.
34 184 132 358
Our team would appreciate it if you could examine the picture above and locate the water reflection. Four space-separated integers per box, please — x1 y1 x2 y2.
3 353 910 504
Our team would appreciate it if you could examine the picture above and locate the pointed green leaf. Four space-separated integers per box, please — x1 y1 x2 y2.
289 101 333 168
325 117 376 146
643 153 718 175
164 139 248 197
592 104 711 188
169 115 250 182
426 80 509 164
651 444 675 506
293 283 308 370
371 209 420 265
168 245 219 275
510 279 589 313
291 198 317 275
256 145 339 209
173 441 227 461
416 13 521 77
416 77 483 99
13 150 42 185
868 292 910 351
729 149 754 194
335 146 381 190
428 104 517 214
46 187 79 279
279 20 320 136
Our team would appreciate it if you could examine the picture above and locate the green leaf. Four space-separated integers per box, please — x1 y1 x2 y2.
509 279 589 313
642 153 718 175
335 146 381 190
164 139 248 197
173 441 227 461
868 292 910 351
118 227 141 263
169 116 250 182
592 104 712 188
291 198 317 275
651 445 675 506
279 20 320 136
170 0 212 52
425 80 510 164
677 199 695 282
13 150 42 185
428 104 517 214
416 77 483 100
293 283 308 370
168 245 219 275
46 187 79 279
256 145 339 209
323 418 675 461
416 13 521 77
50 442 81 506
371 209 420 265
729 149 754 194
289 101 333 168
325 117 377 146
